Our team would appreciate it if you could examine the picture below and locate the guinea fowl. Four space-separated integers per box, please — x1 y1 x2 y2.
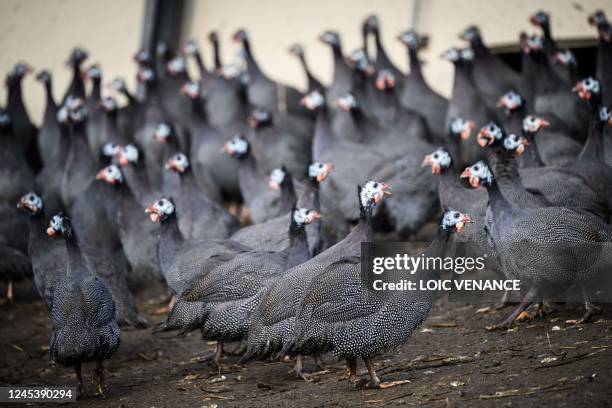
461 162 612 328
46 213 120 398
160 56 194 140
62 48 88 103
246 107 313 176
293 210 471 388
529 11 570 84
36 70 61 166
165 152 238 240
108 78 139 140
443 47 496 166
233 29 307 117
554 49 579 85
5 63 41 171
520 34 589 165
179 81 239 199
397 30 449 144
362 15 404 88
18 192 148 329
224 134 292 223
243 181 391 379
60 98 97 209
289 44 325 92
180 206 320 368
459 25 523 109
588 11 612 107
116 143 157 206
181 39 216 88
209 31 223 70
230 162 333 254
0 109 34 203
145 198 249 332
84 64 105 159
100 96 129 147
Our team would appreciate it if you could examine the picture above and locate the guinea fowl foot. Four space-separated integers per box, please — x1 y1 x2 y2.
566 304 602 325
150 295 176 315
359 357 410 389
486 287 538 331
515 311 532 322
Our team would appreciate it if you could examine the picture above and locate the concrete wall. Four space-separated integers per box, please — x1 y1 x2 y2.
0 0 145 125
183 0 612 97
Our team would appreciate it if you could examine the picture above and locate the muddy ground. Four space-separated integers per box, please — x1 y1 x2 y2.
1 280 611 408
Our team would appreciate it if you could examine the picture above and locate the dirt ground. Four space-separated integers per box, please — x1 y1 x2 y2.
1 280 611 408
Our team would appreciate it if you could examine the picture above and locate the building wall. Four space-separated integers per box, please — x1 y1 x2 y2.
0 0 145 125
183 0 612 98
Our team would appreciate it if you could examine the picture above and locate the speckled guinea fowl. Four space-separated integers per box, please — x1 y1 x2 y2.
230 162 333 254
46 213 121 398
18 192 148 329
289 44 325 93
362 15 404 90
145 198 250 333
246 107 313 177
529 11 572 85
397 30 449 144
233 29 308 117
242 181 391 378
180 207 320 367
223 135 294 223
166 152 238 240
462 162 612 328
62 48 88 103
0 109 34 203
293 210 471 388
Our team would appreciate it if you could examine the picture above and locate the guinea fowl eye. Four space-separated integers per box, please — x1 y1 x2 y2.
157 200 163 206
433 153 439 159
373 182 379 188
454 212 460 218
473 165 480 171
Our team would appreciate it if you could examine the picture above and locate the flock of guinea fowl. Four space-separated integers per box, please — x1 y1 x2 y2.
1 8 611 398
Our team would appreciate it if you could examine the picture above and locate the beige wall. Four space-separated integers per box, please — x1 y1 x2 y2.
0 0 145 125
183 0 612 98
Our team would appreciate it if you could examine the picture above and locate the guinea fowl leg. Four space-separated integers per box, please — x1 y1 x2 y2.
6 281 13 303
566 287 602 324
93 360 106 398
290 355 313 382
486 287 538 331
151 294 176 315
75 363 86 398
363 357 411 389
346 358 358 385
212 341 223 370
314 354 325 371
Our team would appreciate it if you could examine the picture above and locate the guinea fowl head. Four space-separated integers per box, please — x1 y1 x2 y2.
291 207 322 227
520 33 544 54
233 29 248 43
180 81 201 99
66 47 88 67
497 91 524 113
448 117 475 141
269 167 288 191
208 31 219 43
573 77 601 103
308 162 334 183
100 96 118 112
100 142 120 161
459 25 481 45
145 198 175 223
181 39 199 56
118 144 141 167
153 122 175 143
319 31 340 46
133 49 152 66
288 44 304 57
166 56 187 76
248 108 273 129
530 10 550 29
223 134 250 159
17 192 43 215
502 133 529 156
67 99 87 124
375 70 396 91
335 93 358 112
300 90 325 111
55 106 69 126
596 106 612 128
363 15 379 33
442 47 474 64
522 115 550 135
6 63 32 85
96 164 123 186
461 161 494 188
46 213 72 238
588 10 610 39
397 30 428 50
109 77 128 93
137 66 156 83
35 70 51 84
477 122 504 148
358 181 392 216
165 152 190 174
346 49 375 75
217 64 244 80
422 148 452 174
554 49 577 67
84 64 101 81
441 210 473 234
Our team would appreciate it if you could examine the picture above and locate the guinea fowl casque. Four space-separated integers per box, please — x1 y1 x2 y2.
46 213 121 398
293 210 471 388
180 206 320 368
243 181 391 379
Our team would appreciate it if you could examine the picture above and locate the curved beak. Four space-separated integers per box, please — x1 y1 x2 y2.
572 82 591 100
477 129 493 147
46 227 56 236
306 210 322 223
460 167 471 179
268 179 281 191
421 155 435 172
317 164 334 182
461 121 475 140
95 169 107 182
